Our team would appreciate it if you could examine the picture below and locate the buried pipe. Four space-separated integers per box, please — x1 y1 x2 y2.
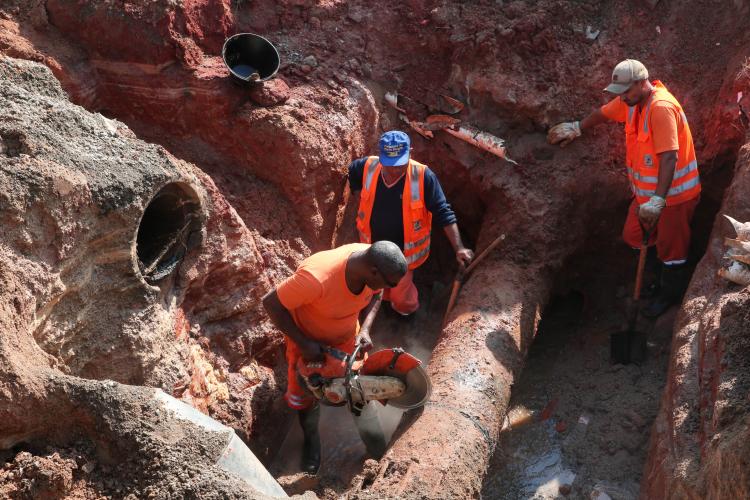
443 124 518 164
153 390 288 497
353 233 552 498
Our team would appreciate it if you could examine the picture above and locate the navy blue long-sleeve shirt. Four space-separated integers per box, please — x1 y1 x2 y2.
347 157 457 250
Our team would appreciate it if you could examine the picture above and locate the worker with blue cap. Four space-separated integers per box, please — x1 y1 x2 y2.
348 130 474 315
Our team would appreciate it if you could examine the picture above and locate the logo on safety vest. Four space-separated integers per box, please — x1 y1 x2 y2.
413 220 422 231
644 154 653 167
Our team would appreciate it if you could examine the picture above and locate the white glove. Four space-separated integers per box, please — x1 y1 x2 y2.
547 121 581 147
639 195 666 223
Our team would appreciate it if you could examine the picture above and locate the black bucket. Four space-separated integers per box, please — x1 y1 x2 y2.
222 33 280 84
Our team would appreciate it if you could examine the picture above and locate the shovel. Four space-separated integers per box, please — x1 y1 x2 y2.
610 226 651 364
442 234 506 327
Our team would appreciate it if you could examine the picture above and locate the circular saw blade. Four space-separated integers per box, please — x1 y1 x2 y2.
387 364 431 409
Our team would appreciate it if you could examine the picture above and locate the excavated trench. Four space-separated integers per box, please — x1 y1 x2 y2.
481 158 735 499
2 0 750 498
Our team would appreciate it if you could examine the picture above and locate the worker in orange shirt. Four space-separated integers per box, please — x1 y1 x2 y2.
262 241 407 474
548 59 701 318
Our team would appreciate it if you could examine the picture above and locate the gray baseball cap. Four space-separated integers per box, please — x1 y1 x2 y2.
604 59 649 94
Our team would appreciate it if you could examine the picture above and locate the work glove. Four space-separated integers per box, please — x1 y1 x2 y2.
638 195 666 228
547 121 582 147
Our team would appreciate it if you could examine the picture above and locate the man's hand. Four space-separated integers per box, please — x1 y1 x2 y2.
638 195 666 229
358 333 373 353
456 247 474 267
300 339 325 362
547 121 582 147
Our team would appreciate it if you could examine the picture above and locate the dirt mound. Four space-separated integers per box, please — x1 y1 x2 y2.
0 55 286 497
643 137 750 499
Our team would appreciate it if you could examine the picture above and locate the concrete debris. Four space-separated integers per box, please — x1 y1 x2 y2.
438 94 465 114
302 55 318 68
585 26 600 40
425 114 461 130
385 91 406 113
724 214 750 239
443 123 517 164
399 113 434 139
719 214 750 285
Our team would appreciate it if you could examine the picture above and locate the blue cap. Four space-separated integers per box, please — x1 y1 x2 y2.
379 131 410 166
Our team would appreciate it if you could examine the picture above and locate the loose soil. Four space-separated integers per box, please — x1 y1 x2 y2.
482 290 675 500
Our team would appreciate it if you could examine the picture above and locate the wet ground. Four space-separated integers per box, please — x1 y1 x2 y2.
482 291 677 500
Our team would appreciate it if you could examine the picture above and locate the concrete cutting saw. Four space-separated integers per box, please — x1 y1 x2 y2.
297 343 431 414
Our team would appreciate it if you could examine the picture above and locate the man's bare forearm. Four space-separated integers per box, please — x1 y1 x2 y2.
580 107 609 131
443 223 466 253
262 290 318 350
358 292 383 337
655 151 678 199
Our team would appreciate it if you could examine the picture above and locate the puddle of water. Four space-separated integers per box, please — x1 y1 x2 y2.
489 417 576 500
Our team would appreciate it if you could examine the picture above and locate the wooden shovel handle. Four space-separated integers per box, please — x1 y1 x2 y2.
442 233 506 328
465 234 506 275
633 226 652 301
633 243 648 301
442 268 465 328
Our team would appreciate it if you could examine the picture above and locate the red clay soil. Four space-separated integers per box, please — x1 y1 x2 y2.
2 0 750 497
643 135 750 500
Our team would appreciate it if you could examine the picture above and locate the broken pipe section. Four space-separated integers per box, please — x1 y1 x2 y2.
353 230 550 498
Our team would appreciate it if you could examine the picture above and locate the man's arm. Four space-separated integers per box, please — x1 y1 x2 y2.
638 104 681 227
357 292 383 351
579 107 610 132
655 151 678 198
443 223 473 266
423 169 474 266
549 100 624 147
638 150 677 228
262 290 323 361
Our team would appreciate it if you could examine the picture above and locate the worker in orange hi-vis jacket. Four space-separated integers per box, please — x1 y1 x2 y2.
548 59 700 318
349 130 474 317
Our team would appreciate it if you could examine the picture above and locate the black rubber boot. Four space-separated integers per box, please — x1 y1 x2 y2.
298 404 321 475
642 263 690 318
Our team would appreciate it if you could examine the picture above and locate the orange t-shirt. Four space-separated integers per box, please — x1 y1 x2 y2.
600 96 680 154
276 243 375 346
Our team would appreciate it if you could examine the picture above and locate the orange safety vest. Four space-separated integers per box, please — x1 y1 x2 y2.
625 81 700 206
356 156 432 270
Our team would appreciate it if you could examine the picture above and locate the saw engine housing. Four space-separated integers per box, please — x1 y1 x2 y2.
297 346 431 411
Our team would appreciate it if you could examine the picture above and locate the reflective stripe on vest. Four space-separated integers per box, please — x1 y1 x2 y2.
625 82 700 206
632 174 700 198
406 246 430 264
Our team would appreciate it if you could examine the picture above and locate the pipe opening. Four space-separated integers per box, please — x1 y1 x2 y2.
135 182 202 284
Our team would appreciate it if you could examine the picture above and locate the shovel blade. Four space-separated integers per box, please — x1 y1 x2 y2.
610 330 631 364
610 329 647 365
353 401 388 459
